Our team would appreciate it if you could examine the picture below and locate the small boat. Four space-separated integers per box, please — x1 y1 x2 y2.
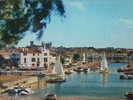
99 70 109 74
73 68 77 71
128 75 133 79
65 69 74 75
46 75 66 83
8 88 19 96
65 71 72 75
8 86 33 96
45 94 57 100
124 72 133 75
8 86 23 96
46 78 66 83
19 90 29 96
120 75 128 79
24 87 34 94
74 67 83 73
70 69 74 73
83 68 90 73
99 53 109 74
37 73 46 77
120 75 133 79
125 92 133 99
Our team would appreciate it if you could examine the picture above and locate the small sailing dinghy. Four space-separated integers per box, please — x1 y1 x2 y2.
99 53 109 74
47 56 66 83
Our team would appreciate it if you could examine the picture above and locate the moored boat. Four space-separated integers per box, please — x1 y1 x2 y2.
99 69 109 74
83 68 90 73
45 93 57 100
37 73 46 77
120 74 133 79
125 92 133 99
46 78 66 83
8 86 33 96
46 56 66 83
65 71 71 75
75 67 83 73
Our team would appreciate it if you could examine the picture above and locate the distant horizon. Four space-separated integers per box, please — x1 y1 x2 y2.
16 41 133 49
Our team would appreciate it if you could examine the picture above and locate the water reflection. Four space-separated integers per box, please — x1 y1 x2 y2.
100 73 108 88
34 63 133 98
30 76 47 91
37 77 47 89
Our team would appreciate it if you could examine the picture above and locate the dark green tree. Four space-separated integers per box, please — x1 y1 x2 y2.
0 0 65 47
73 54 80 62
60 56 65 64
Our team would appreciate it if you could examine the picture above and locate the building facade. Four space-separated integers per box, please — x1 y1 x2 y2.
11 47 51 69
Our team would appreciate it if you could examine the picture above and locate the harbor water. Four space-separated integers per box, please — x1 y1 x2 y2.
33 63 133 98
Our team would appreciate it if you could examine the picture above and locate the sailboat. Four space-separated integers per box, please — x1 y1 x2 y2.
47 56 66 83
99 53 109 74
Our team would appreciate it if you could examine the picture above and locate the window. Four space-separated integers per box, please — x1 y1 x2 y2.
37 58 40 62
23 53 27 56
32 64 35 67
37 63 40 67
44 58 47 62
44 53 47 56
24 58 26 63
44 64 47 68
31 58 36 62
33 53 35 56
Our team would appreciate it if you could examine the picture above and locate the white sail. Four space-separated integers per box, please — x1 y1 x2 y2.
100 53 108 71
52 56 65 77
69 56 72 64
83 53 86 62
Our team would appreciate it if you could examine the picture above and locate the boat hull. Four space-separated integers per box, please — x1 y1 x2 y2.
99 69 109 74
46 79 66 83
125 92 133 99
120 75 133 79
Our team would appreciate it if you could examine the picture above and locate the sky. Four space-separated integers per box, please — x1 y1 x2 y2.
17 0 133 48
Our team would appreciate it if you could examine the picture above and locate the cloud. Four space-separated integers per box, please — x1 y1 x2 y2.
127 26 133 29
119 18 133 30
68 1 85 11
119 18 133 25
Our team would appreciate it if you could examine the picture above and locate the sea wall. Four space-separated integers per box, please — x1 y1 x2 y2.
0 77 38 94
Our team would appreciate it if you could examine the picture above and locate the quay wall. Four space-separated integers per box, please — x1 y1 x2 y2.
0 77 38 94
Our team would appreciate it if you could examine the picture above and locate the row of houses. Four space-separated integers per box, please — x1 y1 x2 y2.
0 41 56 70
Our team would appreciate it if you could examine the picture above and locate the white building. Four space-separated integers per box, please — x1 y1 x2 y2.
11 47 52 69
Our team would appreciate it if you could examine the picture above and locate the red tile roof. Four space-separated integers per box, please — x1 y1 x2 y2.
16 48 41 54
0 50 10 58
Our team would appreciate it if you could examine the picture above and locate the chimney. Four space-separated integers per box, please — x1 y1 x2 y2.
42 42 44 47
22 48 25 51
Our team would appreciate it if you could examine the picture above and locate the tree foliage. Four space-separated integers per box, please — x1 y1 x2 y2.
60 56 65 64
73 54 81 61
0 0 65 47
